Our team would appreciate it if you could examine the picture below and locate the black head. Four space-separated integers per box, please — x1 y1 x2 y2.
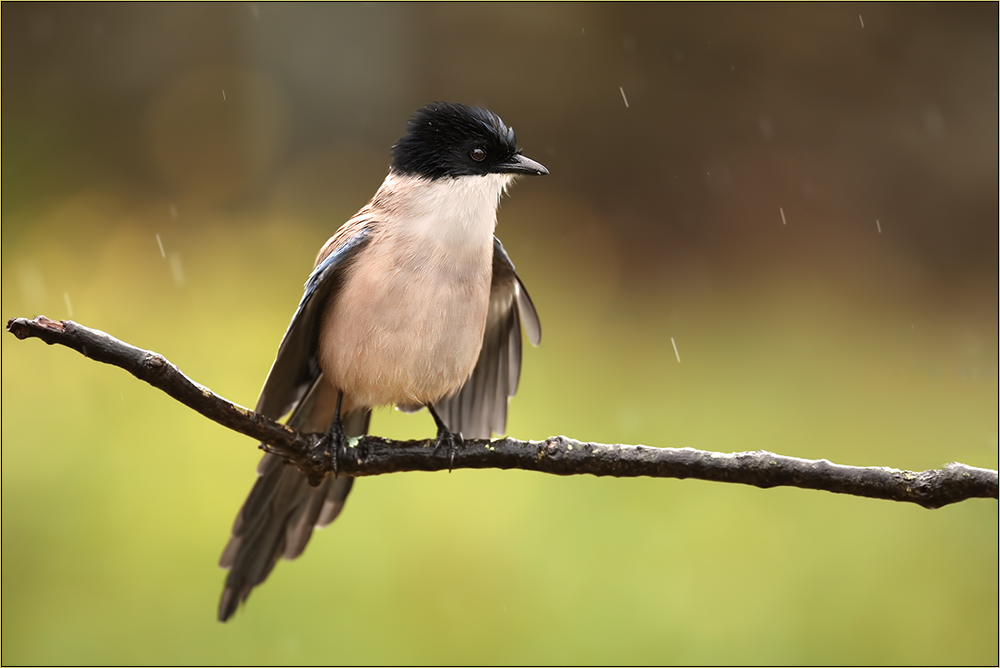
391 102 548 180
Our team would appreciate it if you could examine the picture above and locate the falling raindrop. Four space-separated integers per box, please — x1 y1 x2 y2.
758 115 774 140
169 252 186 288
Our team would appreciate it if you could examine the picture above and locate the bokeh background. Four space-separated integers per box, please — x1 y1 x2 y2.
3 3 997 664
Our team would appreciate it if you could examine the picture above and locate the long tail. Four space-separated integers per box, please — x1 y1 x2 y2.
217 382 369 622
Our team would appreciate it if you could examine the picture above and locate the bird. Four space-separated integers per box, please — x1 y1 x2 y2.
217 102 547 621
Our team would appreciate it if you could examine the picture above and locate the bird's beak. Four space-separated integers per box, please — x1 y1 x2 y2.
501 153 549 176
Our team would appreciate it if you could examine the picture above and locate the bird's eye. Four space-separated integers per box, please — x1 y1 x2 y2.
470 147 486 161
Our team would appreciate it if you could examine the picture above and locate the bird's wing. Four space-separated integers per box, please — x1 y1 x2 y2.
255 221 374 419
432 236 541 439
219 219 374 622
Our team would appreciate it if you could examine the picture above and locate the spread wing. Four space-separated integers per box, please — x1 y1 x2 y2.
432 236 541 439
255 223 373 419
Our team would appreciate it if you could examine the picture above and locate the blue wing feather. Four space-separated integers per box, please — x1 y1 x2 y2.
254 226 373 419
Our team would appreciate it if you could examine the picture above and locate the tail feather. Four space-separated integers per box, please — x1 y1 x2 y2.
283 476 354 560
218 470 353 621
217 389 369 622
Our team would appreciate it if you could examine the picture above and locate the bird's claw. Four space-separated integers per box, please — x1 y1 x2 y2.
308 421 349 485
432 427 464 472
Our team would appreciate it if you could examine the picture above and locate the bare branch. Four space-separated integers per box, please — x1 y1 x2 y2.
5 316 314 469
7 315 998 509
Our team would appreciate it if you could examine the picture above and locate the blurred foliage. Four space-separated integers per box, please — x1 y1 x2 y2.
2 3 997 665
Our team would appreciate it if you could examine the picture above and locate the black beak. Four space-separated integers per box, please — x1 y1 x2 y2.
500 152 549 176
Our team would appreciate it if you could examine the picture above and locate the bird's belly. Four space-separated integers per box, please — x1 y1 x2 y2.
317 253 491 408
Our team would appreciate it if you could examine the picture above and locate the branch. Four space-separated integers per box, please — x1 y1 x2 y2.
7 315 998 509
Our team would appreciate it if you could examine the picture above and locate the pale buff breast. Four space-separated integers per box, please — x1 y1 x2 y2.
316 231 493 408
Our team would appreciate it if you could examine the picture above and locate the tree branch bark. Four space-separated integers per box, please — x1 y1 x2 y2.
7 315 997 510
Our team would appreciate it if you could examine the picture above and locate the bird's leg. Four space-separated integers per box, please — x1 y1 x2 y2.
428 405 463 472
311 390 348 485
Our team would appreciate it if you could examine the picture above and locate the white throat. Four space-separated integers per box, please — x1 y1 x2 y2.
385 172 514 252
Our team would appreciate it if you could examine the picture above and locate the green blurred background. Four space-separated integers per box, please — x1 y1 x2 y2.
3 3 997 664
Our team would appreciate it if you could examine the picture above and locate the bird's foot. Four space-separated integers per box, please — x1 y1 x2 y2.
432 425 465 472
428 405 463 472
309 419 349 485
